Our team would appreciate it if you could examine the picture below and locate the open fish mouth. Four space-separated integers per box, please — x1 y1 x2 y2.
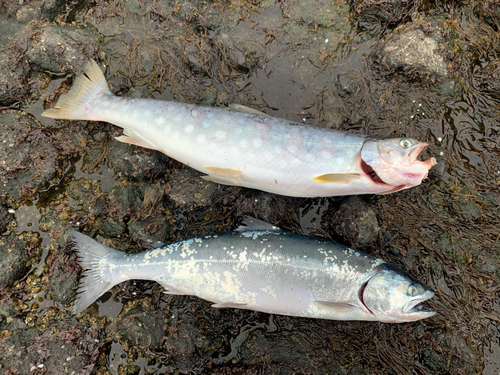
402 291 436 317
408 142 437 167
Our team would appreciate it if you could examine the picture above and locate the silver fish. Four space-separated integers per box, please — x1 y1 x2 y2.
42 60 436 197
71 218 435 322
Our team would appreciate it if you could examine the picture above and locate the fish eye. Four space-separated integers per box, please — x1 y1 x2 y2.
408 285 418 296
400 139 413 148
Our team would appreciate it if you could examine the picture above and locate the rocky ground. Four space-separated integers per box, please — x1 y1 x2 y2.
0 0 499 374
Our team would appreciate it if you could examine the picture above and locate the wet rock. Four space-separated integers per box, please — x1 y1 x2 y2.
0 205 15 235
380 21 449 81
127 184 171 247
41 0 73 21
68 178 104 215
96 183 144 238
353 0 416 23
0 111 75 203
473 59 500 99
117 306 166 350
0 231 41 289
169 0 223 30
0 9 25 48
475 0 500 30
214 33 258 73
331 197 380 247
107 138 170 183
169 167 222 207
118 364 141 375
16 5 39 23
279 0 352 56
46 241 80 305
0 320 99 374
0 51 31 106
27 23 100 73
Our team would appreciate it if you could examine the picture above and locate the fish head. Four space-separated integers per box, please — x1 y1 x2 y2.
360 137 437 192
360 263 436 323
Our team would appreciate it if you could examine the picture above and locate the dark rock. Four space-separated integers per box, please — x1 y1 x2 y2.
127 183 171 247
214 33 258 73
0 9 25 48
27 23 100 73
0 320 99 374
117 306 166 350
95 183 145 238
0 205 15 235
380 21 449 80
331 197 380 247
354 0 417 23
128 212 170 248
107 138 170 182
0 111 72 203
336 72 359 96
473 59 500 99
41 0 73 21
47 241 80 305
0 231 41 289
0 51 30 106
16 5 39 23
169 167 221 207
67 178 103 215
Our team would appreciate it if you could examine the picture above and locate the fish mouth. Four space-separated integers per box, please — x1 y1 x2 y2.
402 290 436 318
408 142 437 167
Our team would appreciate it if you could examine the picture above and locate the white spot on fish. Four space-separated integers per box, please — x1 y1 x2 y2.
240 139 247 147
287 144 298 154
321 150 332 159
253 138 263 147
234 128 243 135
216 130 226 140
197 134 206 143
185 125 194 133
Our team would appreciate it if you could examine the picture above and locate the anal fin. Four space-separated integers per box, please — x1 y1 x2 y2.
115 129 158 150
155 279 193 296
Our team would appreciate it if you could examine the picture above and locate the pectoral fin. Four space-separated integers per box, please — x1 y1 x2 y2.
115 129 158 150
312 301 359 314
156 280 192 295
202 167 243 186
312 173 360 184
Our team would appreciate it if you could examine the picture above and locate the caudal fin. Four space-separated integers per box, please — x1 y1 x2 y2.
70 231 123 314
42 60 110 120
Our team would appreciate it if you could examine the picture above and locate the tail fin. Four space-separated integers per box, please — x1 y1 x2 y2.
70 231 123 314
42 59 110 120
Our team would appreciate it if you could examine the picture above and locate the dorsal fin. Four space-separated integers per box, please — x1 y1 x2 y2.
235 216 281 231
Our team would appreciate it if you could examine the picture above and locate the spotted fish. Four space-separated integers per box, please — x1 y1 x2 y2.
42 60 436 197
71 217 435 322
